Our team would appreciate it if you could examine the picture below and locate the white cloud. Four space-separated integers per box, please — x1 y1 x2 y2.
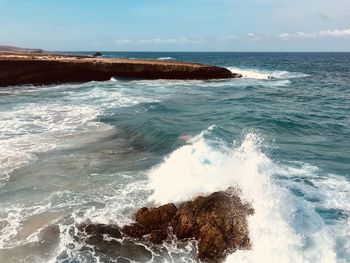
319 28 350 37
114 37 202 45
278 28 350 40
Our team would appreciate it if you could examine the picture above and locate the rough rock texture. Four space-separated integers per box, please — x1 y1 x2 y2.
122 203 178 244
0 52 242 87
123 188 254 262
75 188 253 262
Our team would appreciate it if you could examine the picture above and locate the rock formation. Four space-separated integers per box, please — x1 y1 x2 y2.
92 52 103 57
78 188 253 262
0 52 242 87
0 45 43 53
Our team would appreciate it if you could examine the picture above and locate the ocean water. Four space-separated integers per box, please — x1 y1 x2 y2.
0 52 349 263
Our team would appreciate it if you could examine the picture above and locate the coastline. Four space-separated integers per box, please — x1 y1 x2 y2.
0 52 241 87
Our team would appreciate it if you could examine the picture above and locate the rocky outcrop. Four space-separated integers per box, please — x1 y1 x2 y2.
77 188 253 262
0 52 242 87
0 45 43 53
124 188 253 262
171 189 253 261
92 52 103 57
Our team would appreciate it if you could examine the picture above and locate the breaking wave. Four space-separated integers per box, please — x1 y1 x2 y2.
157 57 175 61
228 67 309 80
148 126 348 263
0 82 159 186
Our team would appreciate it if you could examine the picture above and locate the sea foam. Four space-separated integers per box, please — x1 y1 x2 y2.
228 67 309 80
147 127 341 263
157 57 175 61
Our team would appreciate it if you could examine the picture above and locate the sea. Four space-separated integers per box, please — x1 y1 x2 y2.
0 52 349 263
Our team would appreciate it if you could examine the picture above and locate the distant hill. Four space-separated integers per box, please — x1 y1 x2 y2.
0 45 43 53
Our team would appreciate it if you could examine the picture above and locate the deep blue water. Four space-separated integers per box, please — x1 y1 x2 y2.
0 52 349 262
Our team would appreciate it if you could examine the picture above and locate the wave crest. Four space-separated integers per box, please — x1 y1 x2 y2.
147 127 339 263
228 67 309 80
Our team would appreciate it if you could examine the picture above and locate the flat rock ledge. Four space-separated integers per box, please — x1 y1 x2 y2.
0 52 242 87
77 188 254 262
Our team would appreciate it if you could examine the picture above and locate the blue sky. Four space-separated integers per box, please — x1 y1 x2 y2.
0 0 349 51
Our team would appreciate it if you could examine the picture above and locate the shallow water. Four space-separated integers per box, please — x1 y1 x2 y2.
0 52 349 262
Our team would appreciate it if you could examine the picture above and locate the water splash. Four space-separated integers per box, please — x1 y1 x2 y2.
228 67 309 80
147 128 340 263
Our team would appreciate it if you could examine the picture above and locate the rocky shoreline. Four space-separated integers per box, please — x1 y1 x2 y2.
75 188 253 262
0 52 242 87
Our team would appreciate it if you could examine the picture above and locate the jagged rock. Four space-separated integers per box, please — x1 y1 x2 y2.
135 203 178 230
171 189 253 260
122 222 149 238
149 229 168 244
122 188 254 262
74 188 253 262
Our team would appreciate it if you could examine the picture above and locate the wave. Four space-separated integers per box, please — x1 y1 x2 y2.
228 67 309 80
0 103 110 185
1 126 348 262
127 57 175 61
157 57 175 61
147 127 348 262
0 82 160 185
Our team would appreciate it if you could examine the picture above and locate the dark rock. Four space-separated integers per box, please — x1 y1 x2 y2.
0 52 241 87
117 240 152 262
79 223 122 239
92 52 103 57
76 224 152 262
122 223 149 237
232 73 243 78
149 229 168 244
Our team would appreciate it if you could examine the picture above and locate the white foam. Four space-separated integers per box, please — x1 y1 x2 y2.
228 67 309 80
0 82 160 183
157 57 175 61
147 128 343 263
0 203 52 249
0 103 104 181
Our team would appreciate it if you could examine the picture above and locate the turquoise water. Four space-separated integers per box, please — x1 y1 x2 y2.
0 52 349 262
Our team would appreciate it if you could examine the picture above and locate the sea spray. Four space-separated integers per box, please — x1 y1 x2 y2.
227 67 309 80
1 52 349 262
148 128 337 262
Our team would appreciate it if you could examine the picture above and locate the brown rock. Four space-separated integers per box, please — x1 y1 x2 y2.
149 229 168 244
75 188 253 262
121 188 253 262
122 223 149 237
135 203 178 230
170 189 254 261
0 52 241 87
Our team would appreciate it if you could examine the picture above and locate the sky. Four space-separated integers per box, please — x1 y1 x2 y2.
0 0 349 51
